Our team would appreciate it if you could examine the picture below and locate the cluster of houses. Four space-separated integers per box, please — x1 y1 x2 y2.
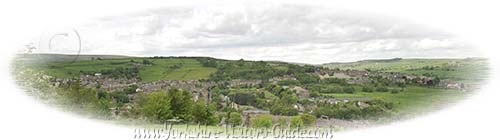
17 63 477 129
268 75 297 84
80 74 139 92
43 65 469 106
321 69 418 84
40 64 468 106
76 74 262 103
316 69 465 90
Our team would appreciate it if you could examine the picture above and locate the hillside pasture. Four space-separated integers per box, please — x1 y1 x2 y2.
324 58 489 83
320 86 468 118
25 57 216 82
138 58 216 82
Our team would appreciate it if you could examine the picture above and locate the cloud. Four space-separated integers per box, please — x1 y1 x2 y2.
42 3 481 64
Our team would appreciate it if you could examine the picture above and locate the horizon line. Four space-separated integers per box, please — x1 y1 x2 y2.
19 53 487 65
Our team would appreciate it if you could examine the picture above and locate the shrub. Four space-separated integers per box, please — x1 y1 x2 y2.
390 89 400 94
290 116 304 128
375 86 389 92
142 59 153 65
312 99 393 120
251 115 273 128
310 92 320 97
296 74 320 84
343 86 355 94
276 118 288 128
227 112 242 126
270 104 299 116
299 114 317 127
362 86 374 92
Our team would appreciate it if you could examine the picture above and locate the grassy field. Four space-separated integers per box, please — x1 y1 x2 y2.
324 58 489 84
26 58 131 78
138 58 216 82
321 86 468 118
22 57 217 82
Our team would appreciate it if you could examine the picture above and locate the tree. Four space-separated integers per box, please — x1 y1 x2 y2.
197 58 217 67
227 112 242 127
168 89 193 121
296 74 320 84
191 101 217 125
231 92 256 105
141 92 172 122
110 91 129 105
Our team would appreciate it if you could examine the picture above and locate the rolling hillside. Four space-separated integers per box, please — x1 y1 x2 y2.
323 58 489 84
15 54 217 81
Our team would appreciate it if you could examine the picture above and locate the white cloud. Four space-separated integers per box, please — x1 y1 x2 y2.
38 3 482 64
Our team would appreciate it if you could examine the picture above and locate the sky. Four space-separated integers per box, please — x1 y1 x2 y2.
34 4 482 64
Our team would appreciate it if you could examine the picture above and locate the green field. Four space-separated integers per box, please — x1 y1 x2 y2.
24 57 217 82
321 86 467 118
324 58 489 84
138 58 216 82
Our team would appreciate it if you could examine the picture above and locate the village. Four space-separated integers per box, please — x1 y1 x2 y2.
36 62 470 128
11 53 489 131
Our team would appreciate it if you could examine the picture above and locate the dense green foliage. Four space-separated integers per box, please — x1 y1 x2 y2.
251 115 273 128
59 81 113 118
138 92 173 122
299 114 317 127
209 59 288 81
362 86 374 92
375 86 389 92
227 112 242 126
230 92 256 105
296 74 320 84
191 101 218 125
290 116 304 128
270 104 299 116
133 89 217 124
313 99 393 120
167 89 194 121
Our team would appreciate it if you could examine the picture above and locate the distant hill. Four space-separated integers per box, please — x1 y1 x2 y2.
323 58 489 83
13 54 488 83
14 53 133 64
323 58 403 65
